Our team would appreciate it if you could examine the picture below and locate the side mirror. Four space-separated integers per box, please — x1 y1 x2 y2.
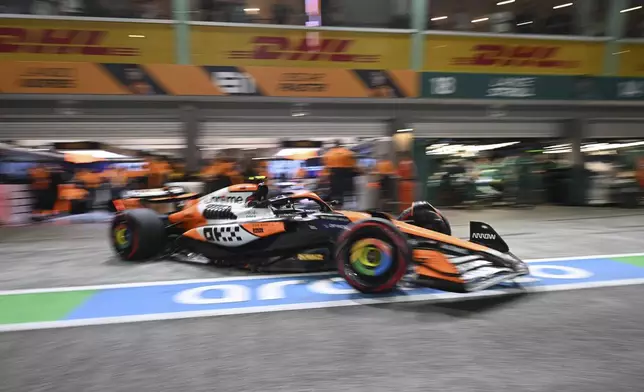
329 200 341 207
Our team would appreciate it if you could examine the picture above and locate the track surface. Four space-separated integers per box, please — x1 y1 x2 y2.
2 206 644 392
3 206 644 290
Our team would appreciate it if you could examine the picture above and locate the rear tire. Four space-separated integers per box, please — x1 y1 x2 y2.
111 208 166 261
335 218 411 294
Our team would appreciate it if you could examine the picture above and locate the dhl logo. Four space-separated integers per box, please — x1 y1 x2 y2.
451 44 580 68
229 36 380 63
0 28 139 56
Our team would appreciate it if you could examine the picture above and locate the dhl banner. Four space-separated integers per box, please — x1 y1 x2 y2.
424 34 604 76
0 61 418 98
0 18 174 64
617 43 644 77
191 26 411 70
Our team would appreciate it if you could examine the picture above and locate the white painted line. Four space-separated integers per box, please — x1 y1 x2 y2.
1 252 643 296
2 277 644 333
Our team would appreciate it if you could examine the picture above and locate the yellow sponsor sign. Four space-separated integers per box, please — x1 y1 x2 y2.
0 61 129 94
617 43 644 77
424 34 604 75
191 26 411 69
0 18 174 64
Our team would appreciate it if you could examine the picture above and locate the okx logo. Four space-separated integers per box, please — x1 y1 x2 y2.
209 67 259 95
452 44 579 69
228 36 380 63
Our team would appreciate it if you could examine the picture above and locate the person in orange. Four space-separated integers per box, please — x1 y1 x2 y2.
76 167 102 210
323 140 356 206
103 164 129 201
29 164 51 215
294 163 307 181
397 151 417 214
374 156 396 212
226 159 243 185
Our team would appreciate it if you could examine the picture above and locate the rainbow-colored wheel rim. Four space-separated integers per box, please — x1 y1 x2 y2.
349 238 393 277
114 224 131 250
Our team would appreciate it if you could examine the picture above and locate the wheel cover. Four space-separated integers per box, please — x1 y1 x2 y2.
349 238 392 277
113 223 132 250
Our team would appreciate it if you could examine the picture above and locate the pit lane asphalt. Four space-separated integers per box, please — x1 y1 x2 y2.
1 206 644 290
1 206 644 392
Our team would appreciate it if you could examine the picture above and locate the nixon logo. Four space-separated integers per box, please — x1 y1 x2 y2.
212 72 257 94
472 233 496 240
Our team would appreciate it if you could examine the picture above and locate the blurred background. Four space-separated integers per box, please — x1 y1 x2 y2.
1 0 644 225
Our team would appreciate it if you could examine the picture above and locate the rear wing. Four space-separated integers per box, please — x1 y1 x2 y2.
469 221 509 253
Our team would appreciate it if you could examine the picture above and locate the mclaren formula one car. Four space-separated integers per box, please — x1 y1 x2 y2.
110 182 529 293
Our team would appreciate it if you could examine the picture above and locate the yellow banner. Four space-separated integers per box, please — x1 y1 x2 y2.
191 26 410 69
617 43 644 77
0 61 417 98
0 19 174 64
424 35 604 75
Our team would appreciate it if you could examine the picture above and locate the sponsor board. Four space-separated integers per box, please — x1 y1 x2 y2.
0 61 417 97
0 19 174 63
422 72 579 100
617 43 644 77
1 254 644 332
425 35 603 75
593 77 644 101
191 26 410 69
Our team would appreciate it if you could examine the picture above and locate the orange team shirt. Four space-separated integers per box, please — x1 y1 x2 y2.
30 167 50 190
376 160 395 176
398 159 415 180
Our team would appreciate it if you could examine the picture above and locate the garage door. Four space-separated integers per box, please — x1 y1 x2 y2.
200 121 388 147
411 120 564 138
0 121 184 149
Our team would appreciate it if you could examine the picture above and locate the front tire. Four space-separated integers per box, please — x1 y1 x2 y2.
111 208 166 261
335 218 411 294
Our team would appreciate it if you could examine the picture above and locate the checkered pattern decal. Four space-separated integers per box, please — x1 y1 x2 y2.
203 225 243 243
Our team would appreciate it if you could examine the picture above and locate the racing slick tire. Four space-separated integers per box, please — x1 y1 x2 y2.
335 218 411 294
110 208 166 261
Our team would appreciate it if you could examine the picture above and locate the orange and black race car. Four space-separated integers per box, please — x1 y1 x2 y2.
110 182 529 294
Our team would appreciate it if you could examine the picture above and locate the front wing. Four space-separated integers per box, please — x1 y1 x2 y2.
411 250 527 293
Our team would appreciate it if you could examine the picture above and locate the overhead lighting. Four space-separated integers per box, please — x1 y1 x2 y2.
472 17 489 23
553 3 573 9
128 34 145 38
621 6 642 13
517 21 533 26
244 7 260 13
431 16 448 21
497 0 515 5
396 128 413 133
425 142 520 155
60 150 130 159
275 148 319 157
